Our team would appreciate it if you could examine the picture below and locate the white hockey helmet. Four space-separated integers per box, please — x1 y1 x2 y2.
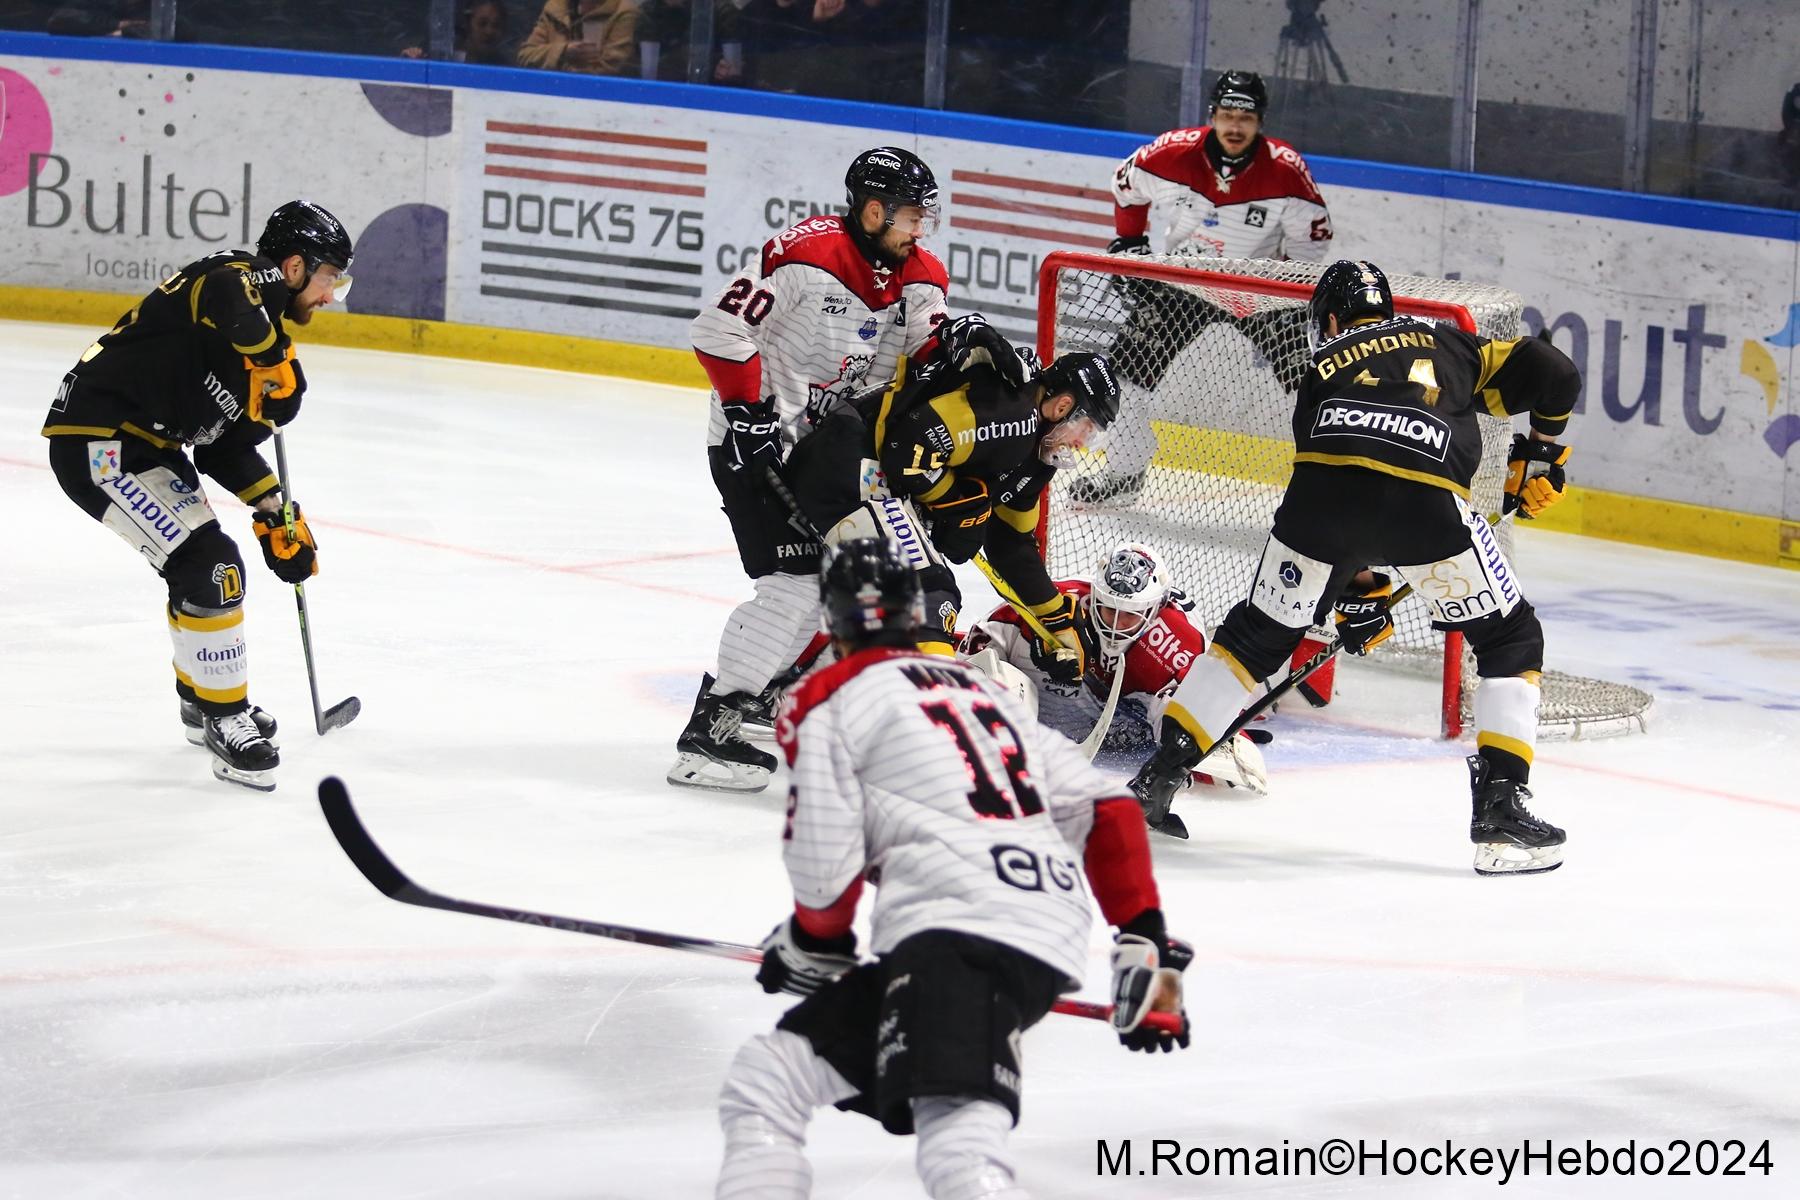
1088 542 1169 661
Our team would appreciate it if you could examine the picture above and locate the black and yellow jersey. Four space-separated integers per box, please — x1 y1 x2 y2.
864 357 1061 607
43 250 297 503
1293 316 1577 499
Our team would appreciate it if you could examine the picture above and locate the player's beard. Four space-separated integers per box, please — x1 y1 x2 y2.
875 226 916 264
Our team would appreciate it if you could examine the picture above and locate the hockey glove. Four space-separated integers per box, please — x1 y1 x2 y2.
924 481 991 563
1110 929 1193 1053
1333 571 1395 656
246 344 306 427
1028 591 1086 685
252 503 318 583
755 916 858 998
1504 433 1571 518
1106 234 1151 257
936 313 1033 389
720 398 784 481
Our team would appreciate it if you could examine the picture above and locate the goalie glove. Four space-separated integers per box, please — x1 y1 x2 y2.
251 503 318 583
935 313 1034 390
1106 234 1151 257
923 480 991 563
720 398 783 480
1028 591 1086 685
1110 922 1193 1053
755 916 858 998
1332 571 1395 656
1504 433 1571 518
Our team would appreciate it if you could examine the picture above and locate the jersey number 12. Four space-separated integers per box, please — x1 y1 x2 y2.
922 699 1045 820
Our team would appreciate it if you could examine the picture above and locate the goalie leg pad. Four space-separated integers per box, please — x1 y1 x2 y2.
960 648 1039 721
913 1096 1027 1200
717 1029 858 1199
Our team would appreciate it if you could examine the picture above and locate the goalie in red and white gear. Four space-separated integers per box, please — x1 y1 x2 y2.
715 538 1190 1200
962 542 1269 796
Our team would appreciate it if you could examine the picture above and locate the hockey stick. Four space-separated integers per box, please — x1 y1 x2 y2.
270 428 360 735
316 776 1179 1034
971 553 1119 760
762 466 824 543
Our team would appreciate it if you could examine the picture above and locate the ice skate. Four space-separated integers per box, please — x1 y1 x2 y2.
1128 730 1201 839
1468 755 1565 876
182 698 278 750
668 674 776 792
205 710 280 792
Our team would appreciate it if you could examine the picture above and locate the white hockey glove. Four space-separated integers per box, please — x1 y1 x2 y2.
755 917 858 997
1110 930 1193 1053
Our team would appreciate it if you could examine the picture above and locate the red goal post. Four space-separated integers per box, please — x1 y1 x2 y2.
1032 250 1649 741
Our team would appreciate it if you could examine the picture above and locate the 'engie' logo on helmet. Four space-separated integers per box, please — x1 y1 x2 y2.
1312 399 1450 461
867 153 903 171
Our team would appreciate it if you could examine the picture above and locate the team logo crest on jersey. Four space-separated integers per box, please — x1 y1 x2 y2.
88 441 121 484
857 317 879 341
1279 561 1302 588
1245 205 1268 227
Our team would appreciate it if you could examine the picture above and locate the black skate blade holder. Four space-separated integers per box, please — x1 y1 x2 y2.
271 426 361 736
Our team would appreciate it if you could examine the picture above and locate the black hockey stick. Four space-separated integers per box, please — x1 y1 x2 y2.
762 465 823 543
316 776 1179 1032
270 428 360 735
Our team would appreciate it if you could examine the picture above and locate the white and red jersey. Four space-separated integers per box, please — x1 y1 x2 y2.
962 580 1209 741
1111 128 1332 261
691 215 950 450
774 647 1157 988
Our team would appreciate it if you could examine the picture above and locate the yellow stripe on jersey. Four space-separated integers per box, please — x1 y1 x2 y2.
1475 338 1517 418
234 322 278 357
929 391 978 468
120 422 177 449
872 354 911 452
41 424 119 438
917 472 957 504
1292 452 1473 500
995 497 1040 533
235 474 279 504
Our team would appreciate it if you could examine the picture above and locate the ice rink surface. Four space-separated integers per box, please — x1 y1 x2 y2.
3 320 1797 1198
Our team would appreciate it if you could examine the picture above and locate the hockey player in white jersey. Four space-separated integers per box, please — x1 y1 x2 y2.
671 147 952 793
961 541 1270 815
1078 70 1334 506
715 538 1191 1199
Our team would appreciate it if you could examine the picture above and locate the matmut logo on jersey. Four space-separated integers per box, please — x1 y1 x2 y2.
1312 398 1450 461
955 416 1038 447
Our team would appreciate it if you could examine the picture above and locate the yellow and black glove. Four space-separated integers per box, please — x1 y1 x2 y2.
1503 433 1570 519
924 480 991 563
252 503 318 583
1030 590 1086 684
1333 571 1395 656
247 344 306 426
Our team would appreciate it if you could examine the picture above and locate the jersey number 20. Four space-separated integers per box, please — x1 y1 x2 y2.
923 700 1045 819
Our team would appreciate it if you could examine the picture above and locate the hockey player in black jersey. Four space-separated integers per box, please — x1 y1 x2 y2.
1131 260 1577 873
783 340 1120 681
41 200 353 792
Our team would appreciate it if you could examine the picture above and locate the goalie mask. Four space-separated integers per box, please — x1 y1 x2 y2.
820 537 924 648
1088 542 1170 661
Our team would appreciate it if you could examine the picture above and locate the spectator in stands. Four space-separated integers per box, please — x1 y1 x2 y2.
517 0 637 75
401 0 512 64
635 0 745 84
45 0 148 36
739 0 847 95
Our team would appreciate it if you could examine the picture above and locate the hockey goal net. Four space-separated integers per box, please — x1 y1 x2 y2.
1035 250 1649 739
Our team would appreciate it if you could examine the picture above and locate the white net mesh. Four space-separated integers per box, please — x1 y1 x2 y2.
1040 252 1649 739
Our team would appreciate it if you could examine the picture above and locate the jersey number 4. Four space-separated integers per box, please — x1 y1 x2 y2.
923 700 1045 819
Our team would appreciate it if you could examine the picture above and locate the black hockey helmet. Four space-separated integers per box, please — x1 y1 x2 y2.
844 147 940 230
1040 351 1121 430
258 200 354 275
1209 70 1268 117
1309 260 1394 343
820 537 924 647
